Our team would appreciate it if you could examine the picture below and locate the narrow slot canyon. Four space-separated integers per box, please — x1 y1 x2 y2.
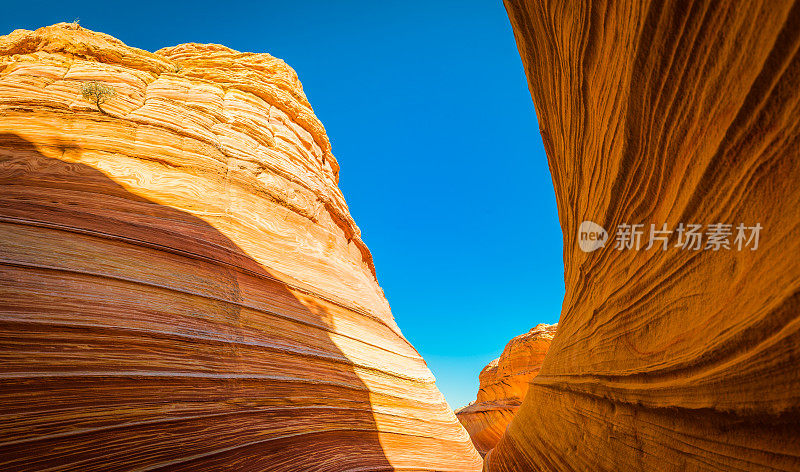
1 1 799 471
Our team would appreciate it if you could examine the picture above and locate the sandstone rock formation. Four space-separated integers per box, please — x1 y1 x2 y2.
456 323 556 456
0 24 482 471
486 1 800 471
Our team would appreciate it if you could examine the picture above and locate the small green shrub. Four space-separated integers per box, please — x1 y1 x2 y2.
81 81 116 112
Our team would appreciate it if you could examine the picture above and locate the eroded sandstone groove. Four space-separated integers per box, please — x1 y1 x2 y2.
456 324 555 456
486 1 800 471
0 23 482 471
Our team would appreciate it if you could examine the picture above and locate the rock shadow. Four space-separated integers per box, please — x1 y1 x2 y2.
0 133 393 471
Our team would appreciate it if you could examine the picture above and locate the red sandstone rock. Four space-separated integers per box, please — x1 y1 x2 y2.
456 324 556 456
486 1 800 471
0 23 482 471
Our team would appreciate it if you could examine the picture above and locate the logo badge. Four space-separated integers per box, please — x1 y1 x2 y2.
578 221 607 252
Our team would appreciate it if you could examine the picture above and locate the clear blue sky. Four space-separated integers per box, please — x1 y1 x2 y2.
3 0 564 409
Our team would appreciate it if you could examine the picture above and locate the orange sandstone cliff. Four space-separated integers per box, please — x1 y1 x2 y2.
456 323 556 456
486 1 800 471
0 24 482 471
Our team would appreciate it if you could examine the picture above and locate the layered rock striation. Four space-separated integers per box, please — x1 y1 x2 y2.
486 1 800 471
456 324 556 456
0 24 482 471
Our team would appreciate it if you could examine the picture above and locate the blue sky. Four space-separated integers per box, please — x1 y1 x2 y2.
2 0 564 409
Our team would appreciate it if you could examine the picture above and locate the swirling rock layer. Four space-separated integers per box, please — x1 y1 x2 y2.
0 24 482 471
486 1 800 471
456 324 555 456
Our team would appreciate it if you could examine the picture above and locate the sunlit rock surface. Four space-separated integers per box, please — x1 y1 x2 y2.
0 23 482 471
456 323 555 456
485 1 800 471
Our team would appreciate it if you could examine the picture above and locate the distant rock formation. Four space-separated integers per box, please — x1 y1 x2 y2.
0 24 482 471
486 1 800 471
456 323 555 456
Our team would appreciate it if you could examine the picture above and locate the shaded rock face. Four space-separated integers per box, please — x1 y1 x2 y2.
486 1 800 471
456 324 556 456
0 24 482 471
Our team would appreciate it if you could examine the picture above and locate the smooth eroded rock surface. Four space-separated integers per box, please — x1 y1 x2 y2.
486 1 800 471
456 323 556 456
0 23 482 471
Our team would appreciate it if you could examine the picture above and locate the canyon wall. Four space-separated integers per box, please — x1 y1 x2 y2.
0 24 482 471
486 1 800 471
456 323 555 456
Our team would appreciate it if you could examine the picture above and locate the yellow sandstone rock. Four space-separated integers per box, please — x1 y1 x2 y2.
0 23 482 471
486 1 800 471
456 324 556 456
